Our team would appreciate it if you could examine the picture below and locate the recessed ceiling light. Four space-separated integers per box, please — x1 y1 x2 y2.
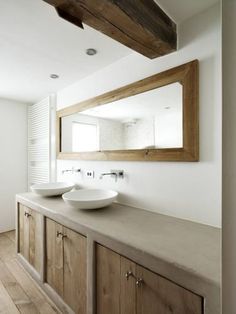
50 74 59 79
86 48 97 56
164 106 171 109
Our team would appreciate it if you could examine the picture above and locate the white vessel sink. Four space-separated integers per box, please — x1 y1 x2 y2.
31 182 74 197
62 189 118 209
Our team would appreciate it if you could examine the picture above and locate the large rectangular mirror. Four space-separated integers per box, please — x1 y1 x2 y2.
57 60 198 161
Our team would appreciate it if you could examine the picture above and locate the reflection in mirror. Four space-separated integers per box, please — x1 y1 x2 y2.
61 82 182 153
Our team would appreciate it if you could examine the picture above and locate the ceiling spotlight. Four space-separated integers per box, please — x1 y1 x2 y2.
86 48 97 56
164 106 170 110
50 74 59 79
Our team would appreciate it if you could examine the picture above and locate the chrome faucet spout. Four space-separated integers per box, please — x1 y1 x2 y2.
99 170 124 181
62 168 81 174
100 172 117 179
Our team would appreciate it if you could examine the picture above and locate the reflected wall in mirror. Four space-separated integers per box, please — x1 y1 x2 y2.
61 82 183 153
57 60 198 161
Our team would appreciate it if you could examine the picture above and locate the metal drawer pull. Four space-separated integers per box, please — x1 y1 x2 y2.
125 271 144 287
125 271 133 280
56 231 67 239
24 212 31 218
136 278 144 287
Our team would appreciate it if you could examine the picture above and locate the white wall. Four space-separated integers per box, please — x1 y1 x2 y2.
155 110 183 148
99 119 123 150
222 0 235 312
0 98 28 232
123 118 154 149
57 4 221 227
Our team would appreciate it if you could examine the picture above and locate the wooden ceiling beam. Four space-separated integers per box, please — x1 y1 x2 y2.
43 0 177 59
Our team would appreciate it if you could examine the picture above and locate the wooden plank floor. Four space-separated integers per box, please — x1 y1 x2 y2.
0 230 62 314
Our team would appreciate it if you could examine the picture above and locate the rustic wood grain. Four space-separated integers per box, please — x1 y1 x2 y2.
29 209 42 274
0 280 20 313
96 244 121 314
57 60 199 162
63 226 87 314
45 218 64 298
96 245 203 314
0 232 16 262
3 230 15 243
0 259 38 313
6 259 61 314
18 205 43 274
120 256 136 314
0 231 61 314
136 264 203 314
87 237 96 314
43 0 177 59
19 204 30 261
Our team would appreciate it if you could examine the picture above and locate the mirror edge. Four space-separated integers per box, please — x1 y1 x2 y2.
56 59 199 162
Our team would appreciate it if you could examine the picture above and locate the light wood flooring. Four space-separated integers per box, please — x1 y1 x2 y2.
0 230 61 314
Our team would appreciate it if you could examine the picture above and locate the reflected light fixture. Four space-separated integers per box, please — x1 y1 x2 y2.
123 119 139 128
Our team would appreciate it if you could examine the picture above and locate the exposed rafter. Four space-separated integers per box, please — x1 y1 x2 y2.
43 0 177 59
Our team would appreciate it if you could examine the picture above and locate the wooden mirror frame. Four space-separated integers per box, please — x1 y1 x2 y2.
57 60 199 161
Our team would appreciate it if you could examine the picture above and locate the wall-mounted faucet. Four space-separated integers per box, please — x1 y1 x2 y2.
100 170 124 182
62 168 81 174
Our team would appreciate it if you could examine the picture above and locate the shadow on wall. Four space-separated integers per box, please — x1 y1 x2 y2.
178 4 220 49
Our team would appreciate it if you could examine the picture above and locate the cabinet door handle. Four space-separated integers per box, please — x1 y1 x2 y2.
125 271 144 286
125 271 133 280
136 278 144 287
24 212 31 218
56 231 67 239
56 231 62 238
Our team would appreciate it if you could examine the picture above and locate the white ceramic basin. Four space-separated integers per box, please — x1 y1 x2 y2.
31 182 74 197
62 189 118 209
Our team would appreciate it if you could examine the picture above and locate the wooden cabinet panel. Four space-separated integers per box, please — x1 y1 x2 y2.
96 245 203 314
18 204 42 274
63 227 87 314
45 218 87 313
96 245 137 314
46 218 64 297
120 256 136 314
19 204 30 260
136 265 203 314
29 209 42 273
96 244 121 314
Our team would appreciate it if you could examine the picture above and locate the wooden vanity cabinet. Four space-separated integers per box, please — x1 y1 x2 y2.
18 204 42 274
96 244 203 314
45 218 87 314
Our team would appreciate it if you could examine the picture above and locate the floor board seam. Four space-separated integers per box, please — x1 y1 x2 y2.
0 232 61 314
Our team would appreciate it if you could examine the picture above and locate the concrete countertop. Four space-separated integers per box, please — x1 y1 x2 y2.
16 192 221 314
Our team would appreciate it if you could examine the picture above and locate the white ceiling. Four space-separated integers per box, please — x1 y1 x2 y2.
82 83 182 122
0 0 132 103
0 0 219 104
155 0 219 23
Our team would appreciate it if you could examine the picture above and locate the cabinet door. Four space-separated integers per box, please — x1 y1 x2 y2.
46 218 64 297
136 265 203 314
18 204 42 274
120 256 136 314
96 245 136 314
19 204 30 260
29 209 42 273
63 226 87 314
96 244 121 314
